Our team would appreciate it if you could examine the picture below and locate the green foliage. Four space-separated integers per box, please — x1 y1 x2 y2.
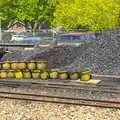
1 19 10 29
0 0 56 29
53 0 120 31
1 0 120 31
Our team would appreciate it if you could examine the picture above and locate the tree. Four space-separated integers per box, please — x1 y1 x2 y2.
0 0 56 30
1 20 10 29
53 0 120 31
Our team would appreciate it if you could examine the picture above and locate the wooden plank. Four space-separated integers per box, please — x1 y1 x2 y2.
1 78 120 89
0 78 102 87
75 79 101 84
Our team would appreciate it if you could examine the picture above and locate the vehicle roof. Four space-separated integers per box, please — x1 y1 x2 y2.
58 33 94 36
13 35 26 36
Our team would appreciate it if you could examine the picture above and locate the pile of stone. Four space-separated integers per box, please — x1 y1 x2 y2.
1 47 50 61
1 28 120 75
28 45 90 69
65 28 120 75
1 44 90 69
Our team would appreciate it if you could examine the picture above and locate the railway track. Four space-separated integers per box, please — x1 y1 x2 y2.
0 80 120 94
0 91 120 109
0 76 119 109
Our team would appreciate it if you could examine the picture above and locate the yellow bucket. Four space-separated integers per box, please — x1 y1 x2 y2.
18 60 27 70
69 71 79 80
11 61 19 70
40 71 49 80
37 61 47 70
7 70 15 78
80 69 91 81
23 70 31 79
15 70 23 79
32 70 41 79
0 70 7 79
27 61 36 70
49 69 60 79
59 70 69 80
2 61 11 70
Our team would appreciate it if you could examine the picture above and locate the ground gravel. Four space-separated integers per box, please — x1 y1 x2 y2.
0 99 120 120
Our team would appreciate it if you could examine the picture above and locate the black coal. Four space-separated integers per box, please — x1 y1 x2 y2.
1 47 50 61
1 28 120 76
65 28 120 75
30 45 90 69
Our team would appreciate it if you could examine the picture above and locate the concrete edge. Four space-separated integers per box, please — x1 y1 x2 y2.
91 74 120 81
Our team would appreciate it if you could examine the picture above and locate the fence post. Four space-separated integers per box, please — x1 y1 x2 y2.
0 18 2 41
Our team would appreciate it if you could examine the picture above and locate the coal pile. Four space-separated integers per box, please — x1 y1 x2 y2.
1 44 90 69
1 51 25 61
1 47 50 61
29 45 90 69
65 28 120 76
1 28 120 76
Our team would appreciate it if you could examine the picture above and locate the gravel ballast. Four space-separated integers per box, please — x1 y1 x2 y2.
0 100 120 120
0 85 120 120
0 85 120 102
1 28 120 76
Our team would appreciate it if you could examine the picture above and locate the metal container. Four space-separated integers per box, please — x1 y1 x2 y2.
40 71 49 80
49 69 59 79
18 60 27 70
80 69 91 81
69 71 79 80
37 61 47 70
2 61 11 70
11 61 19 70
7 70 15 78
27 61 36 70
0 70 7 78
15 70 23 79
32 70 41 79
59 70 69 80
23 70 31 79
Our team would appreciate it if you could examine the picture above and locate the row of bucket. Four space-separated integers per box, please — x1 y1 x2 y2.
0 60 91 81
0 60 47 70
0 69 91 81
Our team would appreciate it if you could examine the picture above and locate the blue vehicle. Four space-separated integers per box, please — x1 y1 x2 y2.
57 33 97 41
56 33 98 46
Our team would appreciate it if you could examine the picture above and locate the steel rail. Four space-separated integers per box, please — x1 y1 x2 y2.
0 81 120 94
0 91 120 109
